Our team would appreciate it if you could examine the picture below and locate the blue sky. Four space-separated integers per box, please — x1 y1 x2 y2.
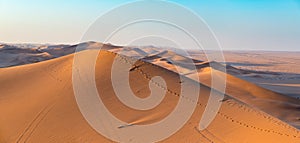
0 0 300 51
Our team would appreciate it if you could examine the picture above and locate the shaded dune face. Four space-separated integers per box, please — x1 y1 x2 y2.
0 49 299 142
126 47 300 130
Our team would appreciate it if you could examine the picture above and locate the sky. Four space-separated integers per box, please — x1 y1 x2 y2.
0 0 300 51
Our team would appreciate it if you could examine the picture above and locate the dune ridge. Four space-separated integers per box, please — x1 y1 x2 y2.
0 45 300 142
112 46 300 129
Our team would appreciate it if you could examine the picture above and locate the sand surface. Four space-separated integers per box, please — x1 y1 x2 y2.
0 43 299 142
188 50 300 99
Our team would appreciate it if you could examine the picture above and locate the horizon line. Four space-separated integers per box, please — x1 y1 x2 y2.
1 41 300 52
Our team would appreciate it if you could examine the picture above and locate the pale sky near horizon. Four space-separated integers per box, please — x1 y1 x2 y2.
0 0 300 51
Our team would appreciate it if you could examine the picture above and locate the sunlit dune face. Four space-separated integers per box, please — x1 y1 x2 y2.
95 51 181 125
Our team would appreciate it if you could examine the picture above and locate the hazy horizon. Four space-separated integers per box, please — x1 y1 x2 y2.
1 0 300 51
1 41 300 52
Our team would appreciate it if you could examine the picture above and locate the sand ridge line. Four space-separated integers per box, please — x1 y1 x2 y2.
111 52 203 106
115 50 300 134
104 50 300 138
106 51 266 114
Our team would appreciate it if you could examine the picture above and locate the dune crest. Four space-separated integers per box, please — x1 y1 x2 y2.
0 46 299 142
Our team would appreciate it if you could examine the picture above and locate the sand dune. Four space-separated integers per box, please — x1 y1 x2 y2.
188 50 300 99
115 47 300 129
0 42 121 68
0 43 299 142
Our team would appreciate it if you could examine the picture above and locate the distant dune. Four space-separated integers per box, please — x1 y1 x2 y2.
0 42 299 142
0 42 107 68
188 50 300 99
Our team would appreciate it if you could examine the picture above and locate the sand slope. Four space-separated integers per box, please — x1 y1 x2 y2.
188 50 300 99
0 49 299 143
112 47 300 129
